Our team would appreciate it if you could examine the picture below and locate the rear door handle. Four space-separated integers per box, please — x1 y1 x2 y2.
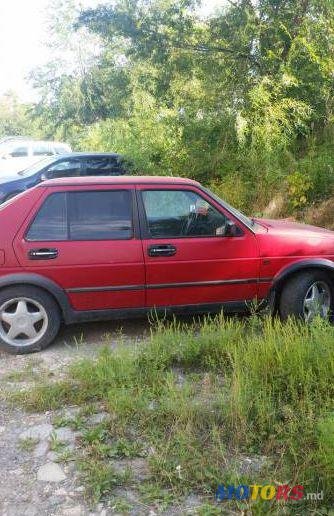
28 248 58 260
148 244 177 257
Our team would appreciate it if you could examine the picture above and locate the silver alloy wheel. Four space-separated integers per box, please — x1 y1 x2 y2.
303 281 331 321
0 297 48 347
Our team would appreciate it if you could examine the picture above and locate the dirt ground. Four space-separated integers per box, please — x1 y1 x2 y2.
0 318 213 516
0 319 154 516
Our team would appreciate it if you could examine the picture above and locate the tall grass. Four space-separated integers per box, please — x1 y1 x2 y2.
15 315 334 510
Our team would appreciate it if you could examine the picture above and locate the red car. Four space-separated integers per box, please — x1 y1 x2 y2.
0 176 333 354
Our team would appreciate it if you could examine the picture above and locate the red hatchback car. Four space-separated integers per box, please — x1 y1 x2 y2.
0 176 333 354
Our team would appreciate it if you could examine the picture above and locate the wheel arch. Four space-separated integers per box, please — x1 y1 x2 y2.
271 259 334 311
0 273 72 322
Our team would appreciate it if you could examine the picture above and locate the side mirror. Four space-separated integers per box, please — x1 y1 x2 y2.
224 220 239 237
40 173 47 181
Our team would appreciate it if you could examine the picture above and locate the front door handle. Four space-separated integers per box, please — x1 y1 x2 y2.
28 248 58 260
148 244 177 257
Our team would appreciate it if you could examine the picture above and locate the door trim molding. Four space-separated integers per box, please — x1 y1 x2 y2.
67 284 145 293
66 277 273 294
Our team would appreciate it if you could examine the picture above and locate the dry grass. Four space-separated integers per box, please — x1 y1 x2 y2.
303 197 334 230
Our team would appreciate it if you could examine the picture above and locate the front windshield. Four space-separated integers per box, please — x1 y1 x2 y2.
202 186 254 228
18 156 57 177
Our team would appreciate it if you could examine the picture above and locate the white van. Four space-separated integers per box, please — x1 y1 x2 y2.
0 140 72 175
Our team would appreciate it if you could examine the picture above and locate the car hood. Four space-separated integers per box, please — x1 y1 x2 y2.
255 218 334 237
255 218 334 260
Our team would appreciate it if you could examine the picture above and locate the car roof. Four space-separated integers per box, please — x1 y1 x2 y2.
41 175 200 187
32 140 71 146
0 136 28 143
4 140 69 146
44 152 123 159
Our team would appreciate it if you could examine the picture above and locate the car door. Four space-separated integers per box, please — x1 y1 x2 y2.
138 185 260 309
14 185 145 311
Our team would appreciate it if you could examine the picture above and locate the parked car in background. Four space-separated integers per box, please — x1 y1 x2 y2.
0 136 28 146
0 152 128 203
0 140 71 175
0 175 334 354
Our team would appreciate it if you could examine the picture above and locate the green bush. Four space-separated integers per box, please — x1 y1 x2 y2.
296 141 334 202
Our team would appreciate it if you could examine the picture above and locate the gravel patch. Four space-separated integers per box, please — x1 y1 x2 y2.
0 319 149 516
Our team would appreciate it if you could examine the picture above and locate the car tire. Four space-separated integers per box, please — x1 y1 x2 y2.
279 270 333 322
0 286 61 354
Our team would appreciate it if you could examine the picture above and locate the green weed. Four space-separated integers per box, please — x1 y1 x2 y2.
13 315 334 510
18 437 39 452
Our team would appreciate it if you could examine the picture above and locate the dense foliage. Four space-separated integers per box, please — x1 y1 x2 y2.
4 0 334 213
0 93 37 138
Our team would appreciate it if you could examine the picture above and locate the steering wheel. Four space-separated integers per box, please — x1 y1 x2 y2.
182 211 197 236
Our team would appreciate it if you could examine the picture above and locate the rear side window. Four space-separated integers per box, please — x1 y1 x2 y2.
27 193 67 241
9 146 29 157
26 190 133 241
69 191 132 239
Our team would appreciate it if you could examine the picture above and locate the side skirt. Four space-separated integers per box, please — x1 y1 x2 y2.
66 300 261 324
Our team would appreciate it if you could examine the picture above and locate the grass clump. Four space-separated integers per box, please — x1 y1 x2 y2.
14 315 334 511
78 459 132 503
18 437 39 452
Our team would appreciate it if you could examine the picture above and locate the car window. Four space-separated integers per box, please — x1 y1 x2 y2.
84 157 125 176
26 193 67 241
26 190 133 241
142 189 228 238
54 146 70 154
45 160 81 179
9 146 29 158
33 144 53 156
69 191 132 240
19 156 58 176
202 186 254 229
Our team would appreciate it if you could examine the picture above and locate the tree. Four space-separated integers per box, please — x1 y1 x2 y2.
0 91 37 138
30 0 334 209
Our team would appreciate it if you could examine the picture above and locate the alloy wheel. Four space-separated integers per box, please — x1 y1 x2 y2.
0 297 48 347
303 281 331 321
